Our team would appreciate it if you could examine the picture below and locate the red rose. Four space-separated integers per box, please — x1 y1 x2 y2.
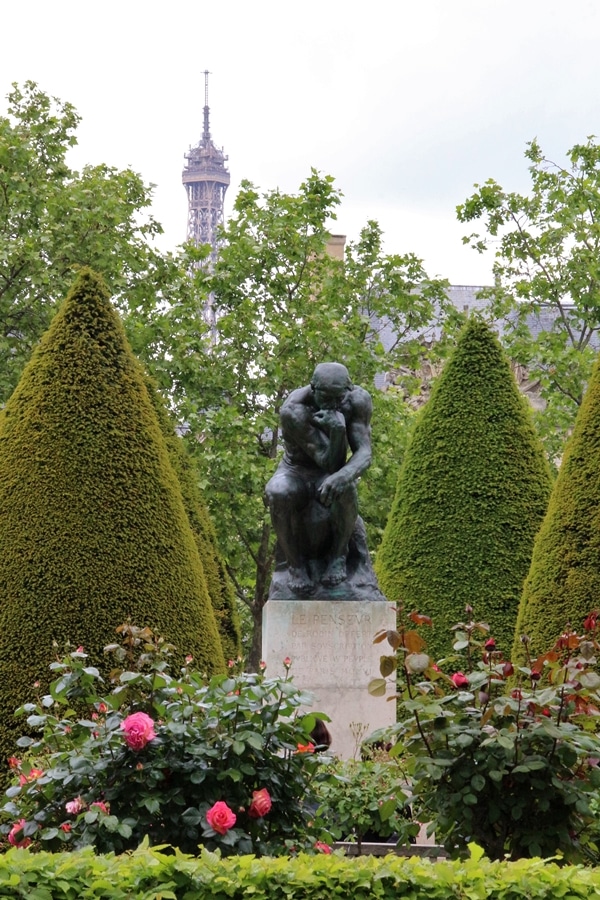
484 638 496 650
206 801 236 835
451 672 469 688
296 742 315 753
59 822 71 832
248 788 272 818
18 768 43 786
91 801 109 814
120 712 156 751
315 841 332 854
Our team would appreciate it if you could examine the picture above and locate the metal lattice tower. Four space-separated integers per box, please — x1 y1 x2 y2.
182 70 230 274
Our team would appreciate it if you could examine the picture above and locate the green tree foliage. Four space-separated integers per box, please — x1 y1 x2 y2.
458 138 600 460
513 350 600 661
146 380 242 660
131 173 450 668
0 81 199 403
0 269 224 766
375 318 552 662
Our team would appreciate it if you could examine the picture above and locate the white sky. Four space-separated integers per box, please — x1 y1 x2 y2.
2 0 599 285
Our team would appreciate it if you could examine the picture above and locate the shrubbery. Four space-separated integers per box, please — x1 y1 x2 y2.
369 605 600 862
0 269 225 768
4 843 600 899
375 318 552 662
0 625 330 857
312 755 418 852
513 348 600 662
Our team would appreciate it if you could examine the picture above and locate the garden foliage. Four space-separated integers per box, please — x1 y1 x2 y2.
0 269 224 767
513 349 600 661
375 317 552 662
369 605 600 862
1 843 600 899
1 625 329 856
312 756 418 852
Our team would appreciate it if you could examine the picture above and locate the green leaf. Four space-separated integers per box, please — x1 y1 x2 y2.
368 678 388 697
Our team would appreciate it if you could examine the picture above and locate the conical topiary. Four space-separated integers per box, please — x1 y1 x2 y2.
145 379 242 660
513 350 600 661
375 317 552 662
0 268 224 764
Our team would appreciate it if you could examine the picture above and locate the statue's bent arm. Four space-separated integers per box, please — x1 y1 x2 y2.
279 389 341 471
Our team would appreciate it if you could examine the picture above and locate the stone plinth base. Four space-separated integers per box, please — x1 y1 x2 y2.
262 600 396 759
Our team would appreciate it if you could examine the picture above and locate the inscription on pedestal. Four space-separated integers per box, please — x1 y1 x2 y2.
263 599 396 759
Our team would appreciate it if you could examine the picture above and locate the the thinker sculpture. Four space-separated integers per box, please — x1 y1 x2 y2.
266 362 385 602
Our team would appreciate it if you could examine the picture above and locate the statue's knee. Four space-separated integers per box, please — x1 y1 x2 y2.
266 478 306 511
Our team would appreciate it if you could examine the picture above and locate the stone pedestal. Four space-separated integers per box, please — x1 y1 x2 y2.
262 600 396 759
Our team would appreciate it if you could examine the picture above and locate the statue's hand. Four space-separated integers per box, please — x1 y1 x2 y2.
313 409 345 435
318 470 352 507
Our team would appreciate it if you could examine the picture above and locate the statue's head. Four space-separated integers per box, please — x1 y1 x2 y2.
311 363 352 410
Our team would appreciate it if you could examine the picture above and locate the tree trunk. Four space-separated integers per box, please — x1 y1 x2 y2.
246 520 273 671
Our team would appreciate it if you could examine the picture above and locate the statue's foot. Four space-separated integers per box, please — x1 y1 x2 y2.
288 566 313 595
321 556 347 587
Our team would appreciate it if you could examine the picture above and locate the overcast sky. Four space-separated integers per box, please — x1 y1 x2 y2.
2 0 599 285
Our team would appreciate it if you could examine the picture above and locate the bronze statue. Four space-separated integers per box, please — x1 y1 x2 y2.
266 363 385 601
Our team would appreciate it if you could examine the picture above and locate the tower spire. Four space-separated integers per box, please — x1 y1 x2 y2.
202 69 211 141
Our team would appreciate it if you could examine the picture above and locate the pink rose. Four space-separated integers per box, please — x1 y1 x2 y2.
65 796 85 815
451 672 469 688
206 801 236 835
120 712 156 751
8 819 31 848
248 788 272 819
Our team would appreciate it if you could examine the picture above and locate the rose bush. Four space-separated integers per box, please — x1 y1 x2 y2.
0 624 331 856
369 606 600 862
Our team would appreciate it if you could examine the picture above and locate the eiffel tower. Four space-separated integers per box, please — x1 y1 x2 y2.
182 71 230 327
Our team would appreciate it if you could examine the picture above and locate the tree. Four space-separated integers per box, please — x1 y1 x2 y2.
0 269 224 767
512 349 600 662
0 81 196 403
375 318 552 662
130 173 450 668
457 137 600 460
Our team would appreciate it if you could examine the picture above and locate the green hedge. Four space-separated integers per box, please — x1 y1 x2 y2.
376 318 552 661
513 348 600 661
0 845 599 899
0 269 224 767
144 377 242 660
